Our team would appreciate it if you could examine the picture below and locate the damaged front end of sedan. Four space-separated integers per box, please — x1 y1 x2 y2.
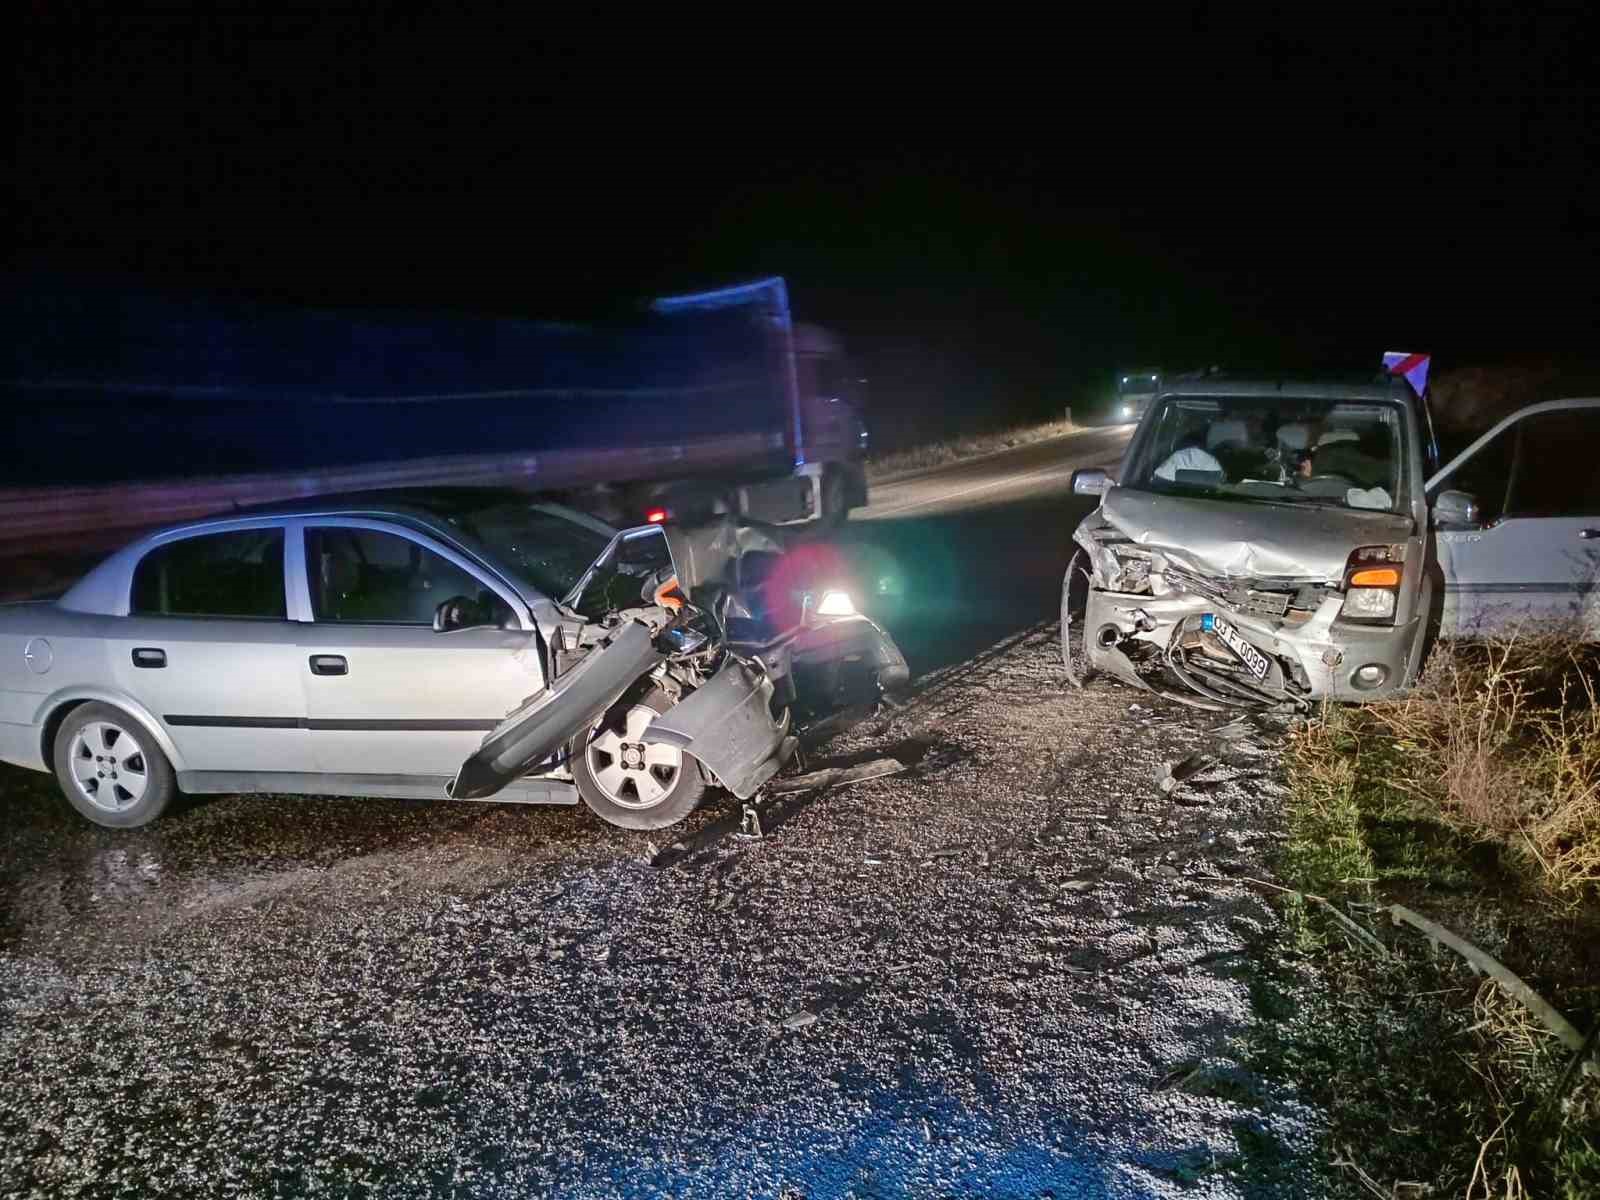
452 515 907 812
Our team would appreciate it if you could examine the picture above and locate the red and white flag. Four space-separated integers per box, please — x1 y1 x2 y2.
1382 351 1431 395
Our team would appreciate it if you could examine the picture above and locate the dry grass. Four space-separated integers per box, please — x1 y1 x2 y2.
1272 632 1600 1196
865 416 1079 481
1371 633 1600 898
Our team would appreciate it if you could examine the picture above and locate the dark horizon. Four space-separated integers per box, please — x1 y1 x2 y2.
18 10 1600 426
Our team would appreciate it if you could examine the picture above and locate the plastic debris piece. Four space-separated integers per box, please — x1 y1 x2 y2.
768 757 907 795
1159 752 1212 794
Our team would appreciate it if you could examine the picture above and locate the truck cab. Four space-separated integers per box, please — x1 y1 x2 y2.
1114 368 1162 421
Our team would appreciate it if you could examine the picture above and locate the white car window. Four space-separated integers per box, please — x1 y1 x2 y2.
306 527 509 626
1504 408 1600 518
1440 423 1516 524
130 528 286 619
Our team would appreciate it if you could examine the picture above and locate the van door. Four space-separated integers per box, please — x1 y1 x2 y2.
1434 404 1600 637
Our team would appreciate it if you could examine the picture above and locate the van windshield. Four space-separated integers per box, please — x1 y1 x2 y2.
1124 396 1407 512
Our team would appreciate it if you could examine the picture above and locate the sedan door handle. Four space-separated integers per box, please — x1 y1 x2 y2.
131 647 166 669
1579 529 1600 540
309 654 349 676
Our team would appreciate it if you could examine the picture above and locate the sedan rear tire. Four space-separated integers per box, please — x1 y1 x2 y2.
52 702 177 828
571 689 707 831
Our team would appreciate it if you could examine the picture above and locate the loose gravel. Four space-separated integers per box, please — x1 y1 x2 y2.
1 626 1326 1198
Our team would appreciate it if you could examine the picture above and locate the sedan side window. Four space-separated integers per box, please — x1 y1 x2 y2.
131 528 286 619
1504 409 1600 518
307 527 508 625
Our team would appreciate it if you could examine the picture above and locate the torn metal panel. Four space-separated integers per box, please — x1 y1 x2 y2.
642 657 795 799
450 620 663 800
1079 568 1421 705
661 516 785 600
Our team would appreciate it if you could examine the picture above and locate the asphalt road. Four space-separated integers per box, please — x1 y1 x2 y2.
838 426 1132 677
0 427 1329 1199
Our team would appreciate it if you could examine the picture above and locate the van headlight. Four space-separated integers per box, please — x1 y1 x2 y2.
1338 546 1404 624
1340 587 1397 620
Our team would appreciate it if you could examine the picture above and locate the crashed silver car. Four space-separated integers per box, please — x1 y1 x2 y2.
0 489 907 830
1064 381 1600 708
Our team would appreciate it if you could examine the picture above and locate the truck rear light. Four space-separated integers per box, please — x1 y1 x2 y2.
645 507 669 524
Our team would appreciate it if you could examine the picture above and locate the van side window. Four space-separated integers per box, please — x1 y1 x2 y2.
1504 409 1600 518
131 529 287 618
1443 425 1515 525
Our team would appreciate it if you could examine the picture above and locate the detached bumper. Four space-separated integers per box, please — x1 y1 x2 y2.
1083 588 1419 703
642 659 795 799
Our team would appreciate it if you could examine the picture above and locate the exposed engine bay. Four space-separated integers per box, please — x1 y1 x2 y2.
452 515 908 811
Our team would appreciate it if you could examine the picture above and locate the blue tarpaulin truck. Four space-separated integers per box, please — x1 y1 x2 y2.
2 277 868 588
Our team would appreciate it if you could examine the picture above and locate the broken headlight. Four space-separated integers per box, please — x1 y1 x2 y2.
1106 547 1152 593
1337 545 1404 624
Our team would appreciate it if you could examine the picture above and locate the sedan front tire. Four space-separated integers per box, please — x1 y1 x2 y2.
571 689 706 831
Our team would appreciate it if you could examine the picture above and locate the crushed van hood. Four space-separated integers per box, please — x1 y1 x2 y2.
1097 488 1413 579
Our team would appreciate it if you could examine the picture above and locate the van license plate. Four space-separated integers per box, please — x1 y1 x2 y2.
1209 616 1270 681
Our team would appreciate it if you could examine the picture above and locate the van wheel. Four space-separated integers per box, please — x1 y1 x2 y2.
571 689 706 830
52 702 177 828
1061 550 1093 686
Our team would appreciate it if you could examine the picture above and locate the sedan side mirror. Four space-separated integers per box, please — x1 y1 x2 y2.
434 595 478 632
1072 469 1112 497
435 593 510 632
1433 489 1480 531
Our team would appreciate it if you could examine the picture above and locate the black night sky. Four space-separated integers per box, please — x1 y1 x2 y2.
16 9 1600 434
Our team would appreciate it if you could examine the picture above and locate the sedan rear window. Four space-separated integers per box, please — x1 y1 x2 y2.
131 529 286 618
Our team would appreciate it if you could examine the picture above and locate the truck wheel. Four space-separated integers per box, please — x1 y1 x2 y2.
818 469 850 529
571 689 707 830
52 702 177 828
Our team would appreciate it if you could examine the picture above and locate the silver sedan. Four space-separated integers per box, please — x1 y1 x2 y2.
0 489 907 831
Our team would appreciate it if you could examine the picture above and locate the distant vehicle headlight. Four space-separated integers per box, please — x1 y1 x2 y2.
815 589 856 617
1119 404 1132 418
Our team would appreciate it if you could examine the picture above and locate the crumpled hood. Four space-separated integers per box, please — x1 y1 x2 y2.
662 516 784 599
1099 487 1414 580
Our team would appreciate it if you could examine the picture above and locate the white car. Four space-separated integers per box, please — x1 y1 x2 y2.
1065 387 1600 707
0 489 907 830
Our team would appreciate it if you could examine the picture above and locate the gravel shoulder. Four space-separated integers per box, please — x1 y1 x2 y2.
1 626 1326 1199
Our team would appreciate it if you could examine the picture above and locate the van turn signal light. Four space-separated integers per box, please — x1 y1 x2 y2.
1349 567 1400 588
